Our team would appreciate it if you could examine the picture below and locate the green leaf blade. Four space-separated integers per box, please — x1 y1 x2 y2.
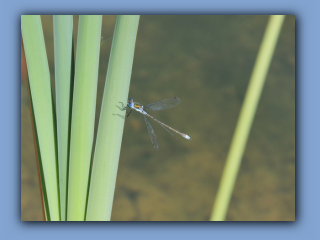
210 15 285 221
67 15 102 221
21 15 60 221
86 15 140 221
53 15 73 221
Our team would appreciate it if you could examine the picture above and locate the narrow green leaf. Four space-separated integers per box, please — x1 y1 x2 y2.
210 15 285 221
86 15 140 221
21 15 60 221
26 77 49 220
67 15 102 221
53 15 73 221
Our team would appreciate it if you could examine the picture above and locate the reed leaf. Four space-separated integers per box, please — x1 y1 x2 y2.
67 15 102 221
86 15 140 221
53 15 73 221
21 15 60 221
210 15 285 221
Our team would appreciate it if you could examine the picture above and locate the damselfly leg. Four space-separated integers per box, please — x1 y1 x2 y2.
113 102 127 119
116 102 127 111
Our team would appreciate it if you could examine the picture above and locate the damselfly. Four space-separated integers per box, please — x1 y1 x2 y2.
114 97 191 150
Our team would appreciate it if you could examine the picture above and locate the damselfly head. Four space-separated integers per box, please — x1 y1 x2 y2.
128 98 133 107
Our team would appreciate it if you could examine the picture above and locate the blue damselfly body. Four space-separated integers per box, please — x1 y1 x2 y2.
115 97 191 150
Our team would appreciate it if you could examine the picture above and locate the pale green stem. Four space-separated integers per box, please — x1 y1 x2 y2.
210 15 285 221
53 15 73 221
86 15 140 221
67 15 102 221
21 15 60 221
